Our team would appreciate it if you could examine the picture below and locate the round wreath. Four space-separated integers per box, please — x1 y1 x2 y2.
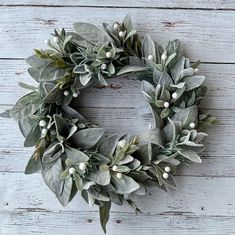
12 14 216 233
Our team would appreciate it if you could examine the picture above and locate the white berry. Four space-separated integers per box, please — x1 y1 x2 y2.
172 92 178 99
117 139 126 148
164 102 170 108
41 128 48 137
148 55 154 61
44 39 50 45
116 172 123 179
73 92 78 98
101 64 107 70
69 167 76 175
79 162 87 171
164 166 171 173
194 68 199 73
190 122 196 129
119 31 125 37
113 23 119 30
112 165 118 171
162 172 169 179
53 37 59 43
39 120 47 127
161 51 167 61
63 90 69 96
106 52 112 58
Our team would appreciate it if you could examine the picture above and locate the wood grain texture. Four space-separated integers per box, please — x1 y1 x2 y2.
1 173 235 216
1 211 235 235
0 0 235 9
1 1 235 234
0 7 235 62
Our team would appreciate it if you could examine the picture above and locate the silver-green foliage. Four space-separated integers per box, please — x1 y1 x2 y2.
11 14 216 233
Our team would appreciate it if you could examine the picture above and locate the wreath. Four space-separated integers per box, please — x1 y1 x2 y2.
12 14 216 233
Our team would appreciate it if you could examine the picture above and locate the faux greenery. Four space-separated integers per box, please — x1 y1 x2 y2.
12 14 216 233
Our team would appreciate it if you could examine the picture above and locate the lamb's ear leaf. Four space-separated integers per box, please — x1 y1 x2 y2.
171 57 185 82
117 65 148 76
171 105 198 127
65 146 89 163
178 149 202 163
183 75 205 91
54 114 70 138
28 67 40 81
123 13 133 31
25 54 50 68
142 35 156 60
90 169 111 186
140 128 165 148
98 134 122 158
11 92 39 120
24 124 41 147
111 175 140 194
71 128 105 149
141 80 155 101
99 201 111 234
41 158 72 206
24 153 41 174
74 22 108 45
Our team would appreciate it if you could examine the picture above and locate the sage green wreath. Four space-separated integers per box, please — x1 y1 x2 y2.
12 15 216 233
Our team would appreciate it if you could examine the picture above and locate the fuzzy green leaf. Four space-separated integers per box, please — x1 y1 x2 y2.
99 201 111 234
111 174 139 194
74 22 108 45
42 158 73 206
71 128 105 149
117 66 147 76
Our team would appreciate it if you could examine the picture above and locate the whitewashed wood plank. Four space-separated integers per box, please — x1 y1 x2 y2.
0 7 235 62
1 211 235 235
0 60 235 110
1 173 235 217
1 0 235 9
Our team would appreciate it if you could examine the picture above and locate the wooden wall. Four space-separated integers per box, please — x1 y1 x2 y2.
0 1 235 234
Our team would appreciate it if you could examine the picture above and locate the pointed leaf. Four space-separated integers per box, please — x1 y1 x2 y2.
111 175 139 194
71 128 105 149
99 201 111 234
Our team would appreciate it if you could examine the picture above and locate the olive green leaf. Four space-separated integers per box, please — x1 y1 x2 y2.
54 114 70 138
99 201 111 234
